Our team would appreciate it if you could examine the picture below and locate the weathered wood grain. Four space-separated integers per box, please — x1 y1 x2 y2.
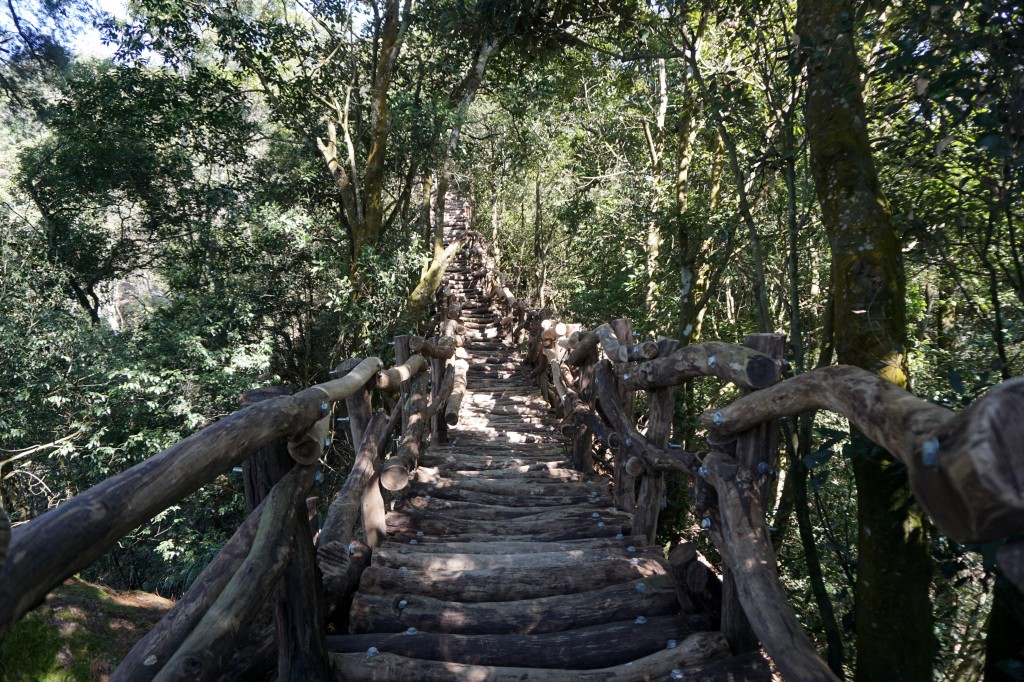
328 630 730 681
327 616 711 669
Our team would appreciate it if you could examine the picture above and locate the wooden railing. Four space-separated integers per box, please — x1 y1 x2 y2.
516 312 1024 682
0 314 467 680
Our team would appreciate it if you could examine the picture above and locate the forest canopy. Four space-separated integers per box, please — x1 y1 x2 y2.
1 0 1021 679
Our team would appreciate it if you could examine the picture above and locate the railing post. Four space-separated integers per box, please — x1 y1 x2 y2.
335 359 372 452
635 337 679 544
239 387 293 512
572 344 598 474
429 336 449 444
238 387 329 681
610 318 636 512
394 335 411 431
719 332 785 654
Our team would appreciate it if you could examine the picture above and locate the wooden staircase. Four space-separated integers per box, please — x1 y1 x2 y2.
325 198 772 680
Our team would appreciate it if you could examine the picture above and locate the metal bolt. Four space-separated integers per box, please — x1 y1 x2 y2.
630 557 640 565
336 416 351 423
708 354 718 368
757 462 771 475
398 566 407 573
608 507 617 513
627 546 637 553
701 517 713 529
597 521 606 528
592 512 600 518
635 582 647 593
409 539 418 545
416 531 424 537
405 627 417 635
671 670 684 680
666 639 678 649
698 465 708 478
314 470 324 484
712 411 724 426
635 616 647 624
328 369 338 376
320 401 330 417
922 438 940 468
615 533 625 541
324 436 332 448
366 647 379 658
625 437 633 447
347 543 357 555
623 372 631 381
398 600 408 609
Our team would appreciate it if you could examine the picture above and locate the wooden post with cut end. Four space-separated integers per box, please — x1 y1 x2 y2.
609 319 636 512
237 387 329 682
703 369 1024 546
335 359 373 451
238 387 294 512
720 332 785 655
572 343 598 473
635 338 678 544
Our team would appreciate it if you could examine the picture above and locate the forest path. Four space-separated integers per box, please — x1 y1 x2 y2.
327 196 770 680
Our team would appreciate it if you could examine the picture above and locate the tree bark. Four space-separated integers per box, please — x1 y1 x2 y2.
798 0 935 677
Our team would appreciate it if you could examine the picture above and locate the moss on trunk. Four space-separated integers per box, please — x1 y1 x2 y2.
798 0 936 677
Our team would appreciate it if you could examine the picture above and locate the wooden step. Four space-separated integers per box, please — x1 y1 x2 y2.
349 573 681 635
327 615 712 669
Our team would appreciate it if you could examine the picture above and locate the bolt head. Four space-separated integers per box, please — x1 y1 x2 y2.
712 411 724 426
701 517 713 529
757 461 770 474
667 639 678 649
627 545 636 553
615 533 625 540
922 438 940 468
366 647 379 658
320 401 330 416
398 599 408 609
635 616 647 624
635 582 647 592
405 627 417 635
708 354 718 368
698 465 708 478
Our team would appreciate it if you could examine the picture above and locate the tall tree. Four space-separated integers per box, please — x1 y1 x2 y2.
798 0 935 678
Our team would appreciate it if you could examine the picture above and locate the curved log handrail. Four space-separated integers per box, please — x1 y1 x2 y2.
375 354 428 391
703 451 841 682
701 366 1024 544
623 341 780 391
0 356 382 641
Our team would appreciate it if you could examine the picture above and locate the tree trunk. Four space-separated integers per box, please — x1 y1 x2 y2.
798 0 935 678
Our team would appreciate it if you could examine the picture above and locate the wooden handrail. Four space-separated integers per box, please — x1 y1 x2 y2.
0 357 381 641
702 365 1024 545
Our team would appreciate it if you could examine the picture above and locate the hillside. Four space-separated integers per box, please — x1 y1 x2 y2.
0 578 171 681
